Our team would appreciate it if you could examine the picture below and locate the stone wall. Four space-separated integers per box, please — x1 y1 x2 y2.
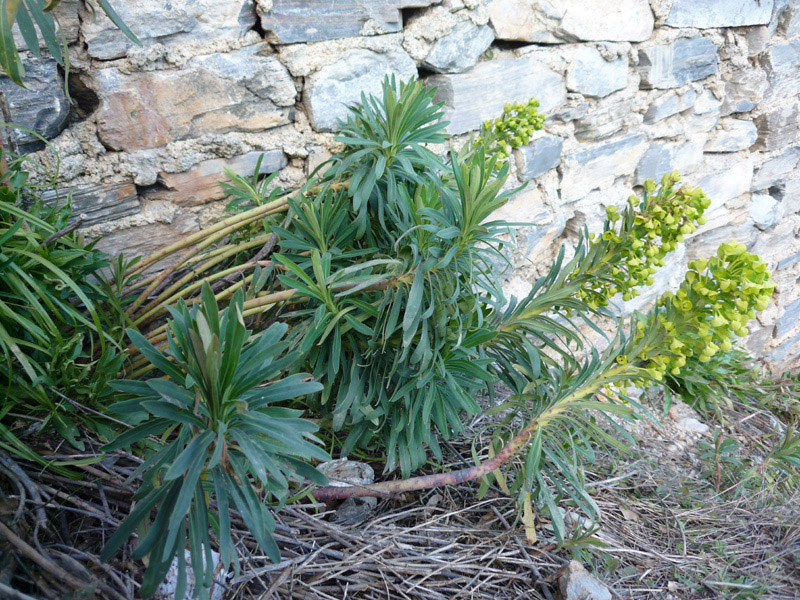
2 0 800 367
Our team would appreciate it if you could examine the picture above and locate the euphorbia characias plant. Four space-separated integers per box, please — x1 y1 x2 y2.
109 76 777 579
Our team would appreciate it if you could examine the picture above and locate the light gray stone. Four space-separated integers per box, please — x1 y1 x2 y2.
782 175 800 213
705 120 758 152
487 0 654 44
558 561 612 600
677 417 710 434
694 90 723 116
768 329 800 363
721 69 769 116
644 89 698 124
574 99 636 141
40 183 140 227
777 299 800 338
750 193 785 230
259 0 437 44
95 44 296 152
82 0 257 60
754 100 799 151
634 141 704 185
427 58 566 135
777 1 800 37
761 39 800 102
423 22 494 74
696 155 755 212
752 146 800 190
0 55 69 154
515 135 563 180
778 249 800 269
746 26 770 57
566 47 628 98
666 0 774 28
560 134 648 202
305 49 417 132
638 38 719 90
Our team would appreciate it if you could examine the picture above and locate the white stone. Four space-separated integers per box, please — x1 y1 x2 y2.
696 155 755 213
427 58 566 135
566 46 628 98
644 89 698 123
305 49 417 131
705 120 758 152
634 140 704 185
750 193 785 230
423 22 494 73
560 134 648 202
81 0 256 60
667 0 774 28
487 0 653 43
676 417 710 434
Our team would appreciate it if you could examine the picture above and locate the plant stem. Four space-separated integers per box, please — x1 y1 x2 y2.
312 364 628 500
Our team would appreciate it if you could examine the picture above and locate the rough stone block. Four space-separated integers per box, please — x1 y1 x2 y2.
82 0 257 60
566 47 628 98
487 0 654 43
767 329 800 363
305 49 417 132
560 134 648 202
760 39 800 102
696 155 755 212
423 22 494 74
685 208 757 261
638 38 719 90
666 0 774 28
515 135 563 180
13 0 80 48
752 146 800 190
146 150 287 207
721 68 768 116
40 183 140 227
644 89 698 124
705 120 758 152
574 99 636 141
95 44 296 152
260 0 437 44
0 55 69 154
777 299 800 338
94 210 200 273
777 1 800 37
634 141 704 185
754 100 799 151
750 193 785 230
427 58 566 135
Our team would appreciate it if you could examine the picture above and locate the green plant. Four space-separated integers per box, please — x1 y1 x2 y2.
101 284 329 600
116 77 776 551
0 158 131 462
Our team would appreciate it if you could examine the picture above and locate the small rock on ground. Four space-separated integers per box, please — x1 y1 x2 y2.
557 560 613 600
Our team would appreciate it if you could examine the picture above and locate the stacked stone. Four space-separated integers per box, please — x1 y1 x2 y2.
0 0 798 367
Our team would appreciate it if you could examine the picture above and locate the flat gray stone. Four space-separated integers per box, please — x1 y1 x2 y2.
40 183 140 227
574 99 635 141
750 193 785 230
305 49 417 132
566 46 628 98
515 135 563 180
667 0 774 28
705 120 758 152
558 561 612 600
696 155 755 211
752 146 800 190
644 89 698 124
260 0 436 44
754 100 799 151
778 249 800 270
0 55 69 154
777 299 800 338
638 38 719 90
95 44 296 152
488 0 653 43
423 22 494 74
760 39 800 101
721 68 769 115
768 329 800 363
82 0 256 60
561 134 648 202
634 141 704 185
427 58 566 135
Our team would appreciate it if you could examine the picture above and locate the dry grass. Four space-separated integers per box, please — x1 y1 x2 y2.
1 381 799 600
